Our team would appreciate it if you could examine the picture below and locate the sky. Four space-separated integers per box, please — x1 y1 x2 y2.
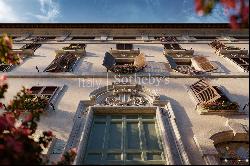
0 0 229 23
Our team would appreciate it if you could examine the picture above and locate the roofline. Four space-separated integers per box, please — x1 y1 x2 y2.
0 23 247 29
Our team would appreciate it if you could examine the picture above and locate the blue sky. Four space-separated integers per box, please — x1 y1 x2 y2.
0 0 228 23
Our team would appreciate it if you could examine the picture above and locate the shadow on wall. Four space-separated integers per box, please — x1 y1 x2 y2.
85 52 99 57
212 61 231 74
221 85 249 114
40 109 75 135
39 85 74 134
54 85 68 109
74 60 93 74
160 95 206 165
134 44 163 52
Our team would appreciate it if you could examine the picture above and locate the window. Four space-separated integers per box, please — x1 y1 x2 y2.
44 52 80 72
167 56 193 73
116 44 134 50
62 44 86 50
72 36 95 40
231 36 249 40
21 43 41 51
84 114 165 165
164 44 183 50
113 37 136 40
31 36 56 42
190 79 221 103
194 36 218 40
30 86 59 101
229 57 249 72
192 56 217 72
11 36 18 39
0 64 12 72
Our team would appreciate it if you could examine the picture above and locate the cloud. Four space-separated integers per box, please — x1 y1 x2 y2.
0 0 21 22
0 0 60 23
35 0 60 22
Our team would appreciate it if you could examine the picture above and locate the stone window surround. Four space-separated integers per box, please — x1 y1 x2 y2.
64 83 191 165
193 120 249 165
73 105 190 165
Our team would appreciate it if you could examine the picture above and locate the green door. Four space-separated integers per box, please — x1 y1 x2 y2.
84 114 165 165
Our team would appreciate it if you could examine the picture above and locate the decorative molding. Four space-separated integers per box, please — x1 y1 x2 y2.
64 83 190 165
193 120 249 165
89 82 160 106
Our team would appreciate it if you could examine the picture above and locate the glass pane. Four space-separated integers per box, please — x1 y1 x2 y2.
88 122 106 149
111 115 122 119
107 153 122 160
95 115 106 120
126 115 138 119
127 122 140 149
147 153 162 160
127 153 142 160
141 115 155 119
143 122 160 150
108 122 122 149
30 86 43 94
85 153 102 162
41 86 58 94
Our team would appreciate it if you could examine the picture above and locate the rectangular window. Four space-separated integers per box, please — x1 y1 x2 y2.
72 36 95 40
0 64 12 72
31 36 56 41
164 44 183 50
194 36 218 40
11 36 18 39
21 43 41 51
231 36 249 40
116 44 133 50
84 114 165 165
44 52 80 72
62 44 86 50
113 37 136 40
29 86 59 101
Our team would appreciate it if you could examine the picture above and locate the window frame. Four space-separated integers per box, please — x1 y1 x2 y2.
29 86 60 102
84 113 165 165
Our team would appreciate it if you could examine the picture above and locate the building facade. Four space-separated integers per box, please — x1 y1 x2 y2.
0 23 249 165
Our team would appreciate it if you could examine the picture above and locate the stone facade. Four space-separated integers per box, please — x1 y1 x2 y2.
0 23 249 165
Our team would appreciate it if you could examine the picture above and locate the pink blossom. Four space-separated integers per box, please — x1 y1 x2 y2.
8 100 14 106
24 113 33 122
43 130 53 137
230 15 240 29
4 112 15 128
0 75 7 82
0 116 8 131
5 136 23 153
3 35 12 49
26 89 32 94
20 128 32 136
